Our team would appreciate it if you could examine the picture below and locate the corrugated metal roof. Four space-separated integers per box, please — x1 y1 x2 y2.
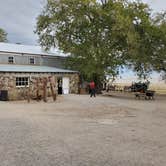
0 42 67 57
0 64 77 73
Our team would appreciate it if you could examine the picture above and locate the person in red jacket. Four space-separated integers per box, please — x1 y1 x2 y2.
89 81 96 97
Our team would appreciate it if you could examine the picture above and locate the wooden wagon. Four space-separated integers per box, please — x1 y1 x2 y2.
135 90 155 100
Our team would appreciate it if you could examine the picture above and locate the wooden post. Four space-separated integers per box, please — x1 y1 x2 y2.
36 78 40 101
43 77 47 102
49 76 56 101
26 78 31 103
27 86 31 103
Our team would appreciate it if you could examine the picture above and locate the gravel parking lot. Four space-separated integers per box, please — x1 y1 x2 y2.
0 94 166 166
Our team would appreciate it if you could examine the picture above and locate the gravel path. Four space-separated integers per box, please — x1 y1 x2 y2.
0 94 166 166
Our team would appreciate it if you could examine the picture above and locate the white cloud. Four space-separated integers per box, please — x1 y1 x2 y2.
0 0 46 45
141 0 166 12
0 0 165 45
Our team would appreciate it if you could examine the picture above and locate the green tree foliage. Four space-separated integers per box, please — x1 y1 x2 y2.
151 12 166 73
127 10 166 79
36 0 166 81
0 28 7 42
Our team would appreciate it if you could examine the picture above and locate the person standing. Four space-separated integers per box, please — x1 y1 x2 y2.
89 81 96 97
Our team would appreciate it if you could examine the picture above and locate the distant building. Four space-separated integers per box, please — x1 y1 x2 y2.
0 42 79 100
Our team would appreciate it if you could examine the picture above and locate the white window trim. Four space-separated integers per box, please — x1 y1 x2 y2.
16 77 29 88
8 56 15 64
29 57 35 65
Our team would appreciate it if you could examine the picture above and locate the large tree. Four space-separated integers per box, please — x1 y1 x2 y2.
0 28 7 42
36 0 166 83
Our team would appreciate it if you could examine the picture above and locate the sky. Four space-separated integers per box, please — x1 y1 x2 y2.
0 0 166 46
0 0 46 45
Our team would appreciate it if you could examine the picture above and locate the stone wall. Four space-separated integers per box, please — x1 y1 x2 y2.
0 72 79 100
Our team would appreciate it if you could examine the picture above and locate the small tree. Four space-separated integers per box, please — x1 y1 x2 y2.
0 28 7 42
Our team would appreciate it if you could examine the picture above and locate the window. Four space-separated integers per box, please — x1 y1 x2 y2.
16 77 29 87
8 56 14 64
29 57 35 64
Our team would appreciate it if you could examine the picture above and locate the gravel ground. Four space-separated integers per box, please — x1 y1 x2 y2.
0 94 166 166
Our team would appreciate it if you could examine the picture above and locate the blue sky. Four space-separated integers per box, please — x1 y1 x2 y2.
0 0 165 45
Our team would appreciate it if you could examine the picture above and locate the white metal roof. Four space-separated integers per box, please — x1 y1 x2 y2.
0 64 77 73
0 42 67 57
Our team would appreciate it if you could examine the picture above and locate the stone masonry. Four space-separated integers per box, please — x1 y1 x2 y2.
0 73 79 100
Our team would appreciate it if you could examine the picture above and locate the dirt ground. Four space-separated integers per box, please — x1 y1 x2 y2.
0 94 166 166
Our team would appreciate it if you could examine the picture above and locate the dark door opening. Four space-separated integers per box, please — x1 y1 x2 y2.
0 90 8 101
57 78 63 94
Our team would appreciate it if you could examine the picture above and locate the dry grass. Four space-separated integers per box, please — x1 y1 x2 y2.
112 83 166 94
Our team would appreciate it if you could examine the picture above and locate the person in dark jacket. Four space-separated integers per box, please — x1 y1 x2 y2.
89 81 96 97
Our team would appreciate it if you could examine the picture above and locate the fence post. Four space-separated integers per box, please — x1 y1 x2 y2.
43 77 47 102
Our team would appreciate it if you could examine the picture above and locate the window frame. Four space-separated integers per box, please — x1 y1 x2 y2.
29 57 35 65
16 77 29 88
8 56 15 64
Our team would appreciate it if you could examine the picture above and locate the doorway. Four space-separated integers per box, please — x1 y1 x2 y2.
57 78 63 94
62 77 70 94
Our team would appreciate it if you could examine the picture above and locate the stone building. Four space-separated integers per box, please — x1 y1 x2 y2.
0 42 79 100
